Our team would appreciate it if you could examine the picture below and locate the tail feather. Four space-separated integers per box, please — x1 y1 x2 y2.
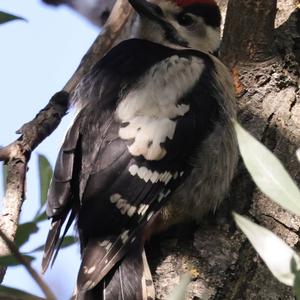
74 241 155 300
77 226 144 291
42 210 75 273
42 218 63 273
50 209 77 269
141 249 155 300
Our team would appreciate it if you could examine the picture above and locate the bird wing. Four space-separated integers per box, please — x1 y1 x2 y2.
75 101 195 291
42 39 221 291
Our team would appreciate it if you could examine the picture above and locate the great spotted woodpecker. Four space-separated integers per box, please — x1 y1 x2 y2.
42 0 238 299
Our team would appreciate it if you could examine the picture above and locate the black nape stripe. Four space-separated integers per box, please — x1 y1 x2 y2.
165 30 189 48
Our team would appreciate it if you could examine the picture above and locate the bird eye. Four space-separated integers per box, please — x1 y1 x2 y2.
177 14 194 26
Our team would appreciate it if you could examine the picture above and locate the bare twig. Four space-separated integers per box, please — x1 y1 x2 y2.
0 229 56 300
0 0 132 283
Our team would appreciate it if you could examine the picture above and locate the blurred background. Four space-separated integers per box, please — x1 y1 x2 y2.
0 0 99 298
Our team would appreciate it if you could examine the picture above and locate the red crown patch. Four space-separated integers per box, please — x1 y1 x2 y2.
174 0 217 7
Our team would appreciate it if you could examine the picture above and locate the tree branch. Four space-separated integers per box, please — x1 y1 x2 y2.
0 229 56 300
0 91 69 283
42 0 116 27
0 0 132 283
64 0 133 93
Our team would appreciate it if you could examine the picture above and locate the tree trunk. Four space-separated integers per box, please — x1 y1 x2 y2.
39 0 300 298
147 0 300 299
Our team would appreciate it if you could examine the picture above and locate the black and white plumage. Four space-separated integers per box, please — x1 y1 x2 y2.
42 0 238 299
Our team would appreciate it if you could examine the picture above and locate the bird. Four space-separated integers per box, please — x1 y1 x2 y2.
42 0 238 299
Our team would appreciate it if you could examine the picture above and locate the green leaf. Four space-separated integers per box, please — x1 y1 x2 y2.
292 257 299 274
59 235 77 248
233 212 300 286
0 11 26 25
294 272 300 299
34 211 48 223
30 235 76 253
0 285 45 300
234 121 300 215
0 254 34 266
167 273 191 300
15 222 38 247
37 154 53 209
292 258 300 299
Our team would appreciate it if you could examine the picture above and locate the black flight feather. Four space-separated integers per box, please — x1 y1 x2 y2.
43 39 221 299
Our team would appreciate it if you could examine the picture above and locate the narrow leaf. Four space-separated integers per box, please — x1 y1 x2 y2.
15 222 38 247
30 235 76 253
34 211 48 223
0 285 45 300
0 11 26 24
291 258 300 299
167 273 191 300
233 212 300 286
38 154 53 209
57 235 77 248
234 121 300 215
293 271 300 299
0 254 34 266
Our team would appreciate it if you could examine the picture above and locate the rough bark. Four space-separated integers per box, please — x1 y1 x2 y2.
1 0 299 299
147 1 300 299
220 0 277 64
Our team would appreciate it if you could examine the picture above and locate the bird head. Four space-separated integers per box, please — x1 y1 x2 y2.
129 0 221 53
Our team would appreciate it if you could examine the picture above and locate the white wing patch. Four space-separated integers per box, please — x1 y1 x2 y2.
110 193 138 217
120 230 129 244
120 117 176 160
157 189 171 203
116 55 204 160
83 265 96 275
137 204 149 215
128 164 173 185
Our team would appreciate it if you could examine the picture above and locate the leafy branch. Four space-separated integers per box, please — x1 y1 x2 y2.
233 121 300 299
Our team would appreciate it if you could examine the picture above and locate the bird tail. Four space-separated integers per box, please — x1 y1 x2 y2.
73 242 155 300
42 209 76 273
